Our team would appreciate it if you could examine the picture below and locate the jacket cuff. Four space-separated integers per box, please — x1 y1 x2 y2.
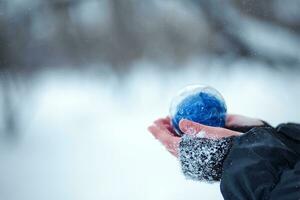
179 135 233 182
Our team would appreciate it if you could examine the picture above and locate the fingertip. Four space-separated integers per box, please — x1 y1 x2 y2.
147 125 155 133
179 119 186 132
148 125 160 133
179 118 188 127
147 125 153 131
179 119 197 135
225 114 236 126
179 119 196 130
153 118 162 124
154 117 171 126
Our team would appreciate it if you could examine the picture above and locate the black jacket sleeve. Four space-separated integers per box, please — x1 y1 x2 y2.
220 123 300 200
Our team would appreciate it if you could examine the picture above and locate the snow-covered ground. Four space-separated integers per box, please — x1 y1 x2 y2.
0 59 300 200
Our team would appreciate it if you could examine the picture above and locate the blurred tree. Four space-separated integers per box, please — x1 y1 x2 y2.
192 0 300 66
0 0 300 137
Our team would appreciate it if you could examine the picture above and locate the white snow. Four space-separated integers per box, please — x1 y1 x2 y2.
0 58 300 200
196 130 207 138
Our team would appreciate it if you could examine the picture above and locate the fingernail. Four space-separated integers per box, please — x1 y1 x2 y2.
185 127 196 135
179 118 188 126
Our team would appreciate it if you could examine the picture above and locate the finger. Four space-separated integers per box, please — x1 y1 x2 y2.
148 125 166 140
154 116 171 126
148 125 181 157
179 119 211 136
164 138 180 158
165 125 177 135
226 114 263 127
179 119 241 139
204 128 241 139
154 120 177 136
162 115 171 123
165 116 171 123
154 119 167 127
166 146 179 157
225 114 235 126
148 125 176 143
226 114 245 127
154 122 175 135
161 124 177 136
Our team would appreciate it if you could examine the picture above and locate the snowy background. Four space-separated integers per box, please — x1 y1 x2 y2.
1 1 300 200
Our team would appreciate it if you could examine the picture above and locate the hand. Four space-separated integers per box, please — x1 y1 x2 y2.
148 114 266 182
148 116 181 157
226 114 264 128
225 114 265 133
179 119 241 139
148 116 241 157
177 114 264 138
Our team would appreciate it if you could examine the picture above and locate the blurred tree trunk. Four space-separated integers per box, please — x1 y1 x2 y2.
192 0 300 66
0 73 17 139
108 0 143 68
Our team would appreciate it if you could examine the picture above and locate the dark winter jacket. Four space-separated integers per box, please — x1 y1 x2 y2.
179 123 300 200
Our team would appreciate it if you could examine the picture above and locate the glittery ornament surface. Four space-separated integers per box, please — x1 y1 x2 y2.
170 85 227 136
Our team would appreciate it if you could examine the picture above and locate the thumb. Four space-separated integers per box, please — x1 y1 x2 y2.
179 119 241 139
179 119 210 136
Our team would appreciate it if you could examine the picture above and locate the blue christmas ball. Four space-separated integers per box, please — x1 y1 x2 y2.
170 85 227 136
